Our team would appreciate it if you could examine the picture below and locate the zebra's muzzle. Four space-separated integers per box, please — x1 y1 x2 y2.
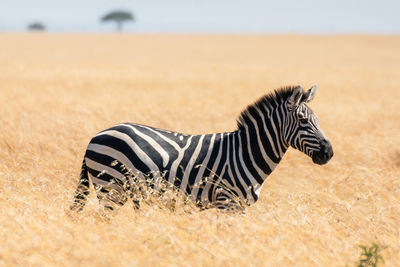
312 139 333 165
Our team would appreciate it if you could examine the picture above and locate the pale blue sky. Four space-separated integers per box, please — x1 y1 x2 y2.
0 0 399 33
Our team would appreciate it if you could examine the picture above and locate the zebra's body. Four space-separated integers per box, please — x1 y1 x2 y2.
71 85 333 211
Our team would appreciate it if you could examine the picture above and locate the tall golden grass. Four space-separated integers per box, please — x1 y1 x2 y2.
0 34 399 266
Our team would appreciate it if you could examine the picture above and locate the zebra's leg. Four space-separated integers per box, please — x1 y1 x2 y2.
127 176 157 210
126 172 163 210
70 159 90 212
90 171 129 212
95 187 128 212
126 178 141 210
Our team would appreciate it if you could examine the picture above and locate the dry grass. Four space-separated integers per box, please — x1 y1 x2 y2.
0 34 399 266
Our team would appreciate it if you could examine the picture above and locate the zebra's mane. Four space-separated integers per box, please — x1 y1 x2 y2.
237 85 297 129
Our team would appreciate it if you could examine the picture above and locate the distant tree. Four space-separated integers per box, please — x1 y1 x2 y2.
101 10 134 32
27 22 46 31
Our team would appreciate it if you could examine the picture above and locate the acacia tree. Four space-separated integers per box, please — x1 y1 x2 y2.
101 10 134 32
27 22 46 31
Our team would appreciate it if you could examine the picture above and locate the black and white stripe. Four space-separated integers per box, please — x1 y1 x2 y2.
71 85 333 211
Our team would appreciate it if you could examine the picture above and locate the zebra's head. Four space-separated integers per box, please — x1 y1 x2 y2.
285 85 333 165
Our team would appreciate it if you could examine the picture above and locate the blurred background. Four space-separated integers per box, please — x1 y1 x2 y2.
0 0 399 34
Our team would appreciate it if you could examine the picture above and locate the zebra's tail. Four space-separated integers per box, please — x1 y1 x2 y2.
70 158 90 212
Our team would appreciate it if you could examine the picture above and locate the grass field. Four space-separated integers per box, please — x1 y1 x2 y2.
0 34 399 266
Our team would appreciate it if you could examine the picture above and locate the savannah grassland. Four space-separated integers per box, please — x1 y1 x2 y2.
0 34 399 266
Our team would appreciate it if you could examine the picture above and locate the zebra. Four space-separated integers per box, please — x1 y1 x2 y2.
70 85 333 212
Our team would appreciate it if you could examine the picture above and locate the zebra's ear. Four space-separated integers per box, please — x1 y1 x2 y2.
287 85 303 110
302 84 317 103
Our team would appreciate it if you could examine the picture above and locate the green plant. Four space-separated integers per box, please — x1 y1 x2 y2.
356 243 384 267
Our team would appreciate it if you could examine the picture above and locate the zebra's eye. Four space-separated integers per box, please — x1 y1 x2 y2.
299 118 308 123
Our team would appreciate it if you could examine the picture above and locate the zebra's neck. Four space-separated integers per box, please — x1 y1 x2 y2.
223 104 288 203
